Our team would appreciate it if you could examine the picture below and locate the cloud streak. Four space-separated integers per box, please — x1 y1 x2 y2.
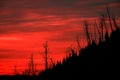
1 0 119 27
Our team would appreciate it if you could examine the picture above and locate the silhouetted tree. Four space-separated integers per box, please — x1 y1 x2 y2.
93 21 97 42
101 14 109 41
99 14 106 41
65 47 75 61
84 20 91 44
43 41 49 70
76 36 81 53
102 14 108 33
106 4 113 31
14 65 18 75
111 13 119 30
89 24 93 42
95 21 102 42
22 69 30 75
27 53 36 75
50 58 55 67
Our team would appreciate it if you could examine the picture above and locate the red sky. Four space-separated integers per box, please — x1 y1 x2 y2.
0 0 120 75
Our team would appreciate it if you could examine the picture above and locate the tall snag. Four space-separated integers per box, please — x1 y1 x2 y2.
93 21 97 43
84 20 91 44
76 36 81 53
100 14 107 41
14 65 18 75
112 13 119 30
106 4 113 31
43 41 49 70
28 53 36 75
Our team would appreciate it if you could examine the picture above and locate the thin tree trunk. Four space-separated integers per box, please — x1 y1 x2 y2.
112 13 119 29
94 22 97 42
43 41 48 70
94 21 101 42
76 36 81 52
106 4 113 31
84 21 91 44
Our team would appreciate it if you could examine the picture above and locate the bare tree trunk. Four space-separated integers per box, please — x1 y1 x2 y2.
28 62 31 75
84 20 91 44
102 15 108 33
106 4 113 31
50 58 55 67
31 53 35 75
14 65 18 75
43 41 49 70
100 14 105 41
112 13 119 29
76 36 81 53
94 21 102 42
94 21 97 42
89 24 93 42
28 53 35 75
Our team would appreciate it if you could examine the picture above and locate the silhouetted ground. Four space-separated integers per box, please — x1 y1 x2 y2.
0 28 120 80
37 28 120 80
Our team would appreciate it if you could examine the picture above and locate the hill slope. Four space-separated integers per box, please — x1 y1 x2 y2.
38 28 120 80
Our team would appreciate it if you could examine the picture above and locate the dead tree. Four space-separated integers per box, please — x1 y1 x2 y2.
84 20 91 44
89 24 93 42
94 21 102 42
76 36 81 53
14 65 18 75
28 53 36 75
93 21 97 42
102 14 108 33
66 45 74 58
101 14 110 41
111 13 119 29
43 41 49 70
106 4 113 31
31 53 35 75
22 69 30 76
50 58 55 67
99 14 105 41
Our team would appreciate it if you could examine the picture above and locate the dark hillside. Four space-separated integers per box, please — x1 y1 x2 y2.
37 28 120 80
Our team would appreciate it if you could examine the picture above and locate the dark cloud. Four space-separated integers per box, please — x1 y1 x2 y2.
79 0 120 7
1 0 119 9
0 0 119 35
0 15 84 34
1 0 119 13
0 0 119 17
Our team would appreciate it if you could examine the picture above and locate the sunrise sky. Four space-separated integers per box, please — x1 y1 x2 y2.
0 0 120 75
